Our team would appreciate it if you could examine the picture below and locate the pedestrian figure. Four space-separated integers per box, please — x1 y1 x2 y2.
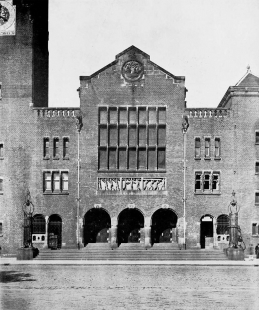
255 243 259 259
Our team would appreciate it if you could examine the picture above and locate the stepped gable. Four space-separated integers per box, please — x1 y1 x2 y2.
80 45 185 83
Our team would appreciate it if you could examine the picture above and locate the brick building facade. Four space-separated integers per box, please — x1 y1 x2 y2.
1 1 259 255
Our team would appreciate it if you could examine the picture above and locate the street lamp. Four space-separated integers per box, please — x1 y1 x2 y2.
22 190 34 248
182 115 189 250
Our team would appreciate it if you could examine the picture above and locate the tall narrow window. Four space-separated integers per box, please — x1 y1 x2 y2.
0 143 3 158
43 138 49 158
255 162 259 174
256 132 259 144
44 172 51 192
195 138 201 158
205 138 210 158
98 149 107 170
128 148 136 170
212 173 220 191
108 148 117 169
148 148 156 170
63 138 69 159
53 172 60 191
215 138 220 158
53 138 59 158
203 173 211 190
109 126 117 146
0 178 3 192
195 173 202 191
255 192 259 205
99 127 107 146
157 148 165 169
158 126 166 145
61 172 68 191
139 126 146 146
138 148 146 169
0 222 2 236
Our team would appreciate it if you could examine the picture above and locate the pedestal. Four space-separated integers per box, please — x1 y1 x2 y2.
226 247 245 261
144 226 151 249
110 226 118 249
17 247 34 260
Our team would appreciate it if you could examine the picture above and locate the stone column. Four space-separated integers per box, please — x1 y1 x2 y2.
44 216 49 248
144 217 151 249
78 217 84 248
110 217 118 249
213 217 218 248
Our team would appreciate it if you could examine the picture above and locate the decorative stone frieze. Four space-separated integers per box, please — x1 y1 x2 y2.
97 177 166 191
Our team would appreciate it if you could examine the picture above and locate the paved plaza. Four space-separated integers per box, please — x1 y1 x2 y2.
1 263 259 310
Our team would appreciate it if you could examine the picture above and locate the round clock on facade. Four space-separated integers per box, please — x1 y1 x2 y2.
122 60 144 82
0 1 15 31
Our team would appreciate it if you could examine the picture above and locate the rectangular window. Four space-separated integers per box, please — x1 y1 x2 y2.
256 162 259 174
53 172 60 191
98 107 166 171
139 126 146 147
63 137 69 158
0 179 3 192
252 223 259 235
195 171 220 194
128 148 137 169
195 173 202 191
53 138 59 158
0 143 3 158
138 148 146 169
99 127 107 146
195 138 201 158
108 148 117 170
44 172 52 192
118 148 126 170
256 132 259 144
148 148 156 170
255 192 259 205
215 138 220 158
61 172 68 191
205 138 210 158
43 138 49 158
109 126 117 146
158 108 166 124
119 108 127 124
158 126 166 145
0 222 2 236
43 171 68 193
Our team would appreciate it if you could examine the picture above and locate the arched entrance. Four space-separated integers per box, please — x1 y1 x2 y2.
84 208 111 245
216 214 229 235
32 214 46 234
151 209 178 244
48 214 62 249
118 208 144 244
200 214 214 249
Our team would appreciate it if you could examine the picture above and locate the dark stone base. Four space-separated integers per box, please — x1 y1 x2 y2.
17 248 34 260
226 247 245 261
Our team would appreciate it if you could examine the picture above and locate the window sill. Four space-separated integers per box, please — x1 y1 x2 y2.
98 170 166 173
43 156 50 160
204 157 211 160
194 191 221 195
63 157 69 160
53 157 60 160
214 157 221 160
43 191 69 195
194 157 201 160
252 234 259 237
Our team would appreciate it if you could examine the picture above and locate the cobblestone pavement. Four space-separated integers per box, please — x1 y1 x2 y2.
0 265 259 310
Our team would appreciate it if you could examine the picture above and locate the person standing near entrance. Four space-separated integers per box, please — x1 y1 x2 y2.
255 243 259 259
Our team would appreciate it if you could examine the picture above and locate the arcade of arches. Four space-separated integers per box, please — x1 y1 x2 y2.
30 211 230 250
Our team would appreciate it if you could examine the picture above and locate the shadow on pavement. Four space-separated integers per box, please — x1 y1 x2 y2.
0 271 37 283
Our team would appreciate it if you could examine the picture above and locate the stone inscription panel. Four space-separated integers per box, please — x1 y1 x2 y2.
98 178 166 191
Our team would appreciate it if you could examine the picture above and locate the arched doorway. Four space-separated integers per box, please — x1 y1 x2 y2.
84 208 111 245
216 214 229 235
32 214 46 234
48 214 62 249
151 209 178 244
118 208 144 244
200 214 214 249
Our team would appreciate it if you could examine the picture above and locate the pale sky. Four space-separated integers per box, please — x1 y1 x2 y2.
49 0 259 108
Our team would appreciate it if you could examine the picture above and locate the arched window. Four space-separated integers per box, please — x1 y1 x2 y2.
216 214 229 235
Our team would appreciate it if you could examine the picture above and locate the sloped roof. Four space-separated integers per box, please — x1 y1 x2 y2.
235 72 259 87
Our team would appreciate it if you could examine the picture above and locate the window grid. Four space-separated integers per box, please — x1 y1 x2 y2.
195 171 220 194
43 171 68 193
98 106 166 171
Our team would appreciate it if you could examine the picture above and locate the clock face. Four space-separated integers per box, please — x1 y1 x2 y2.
0 1 15 33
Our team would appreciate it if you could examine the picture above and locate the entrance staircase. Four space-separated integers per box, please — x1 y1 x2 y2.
34 243 228 261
